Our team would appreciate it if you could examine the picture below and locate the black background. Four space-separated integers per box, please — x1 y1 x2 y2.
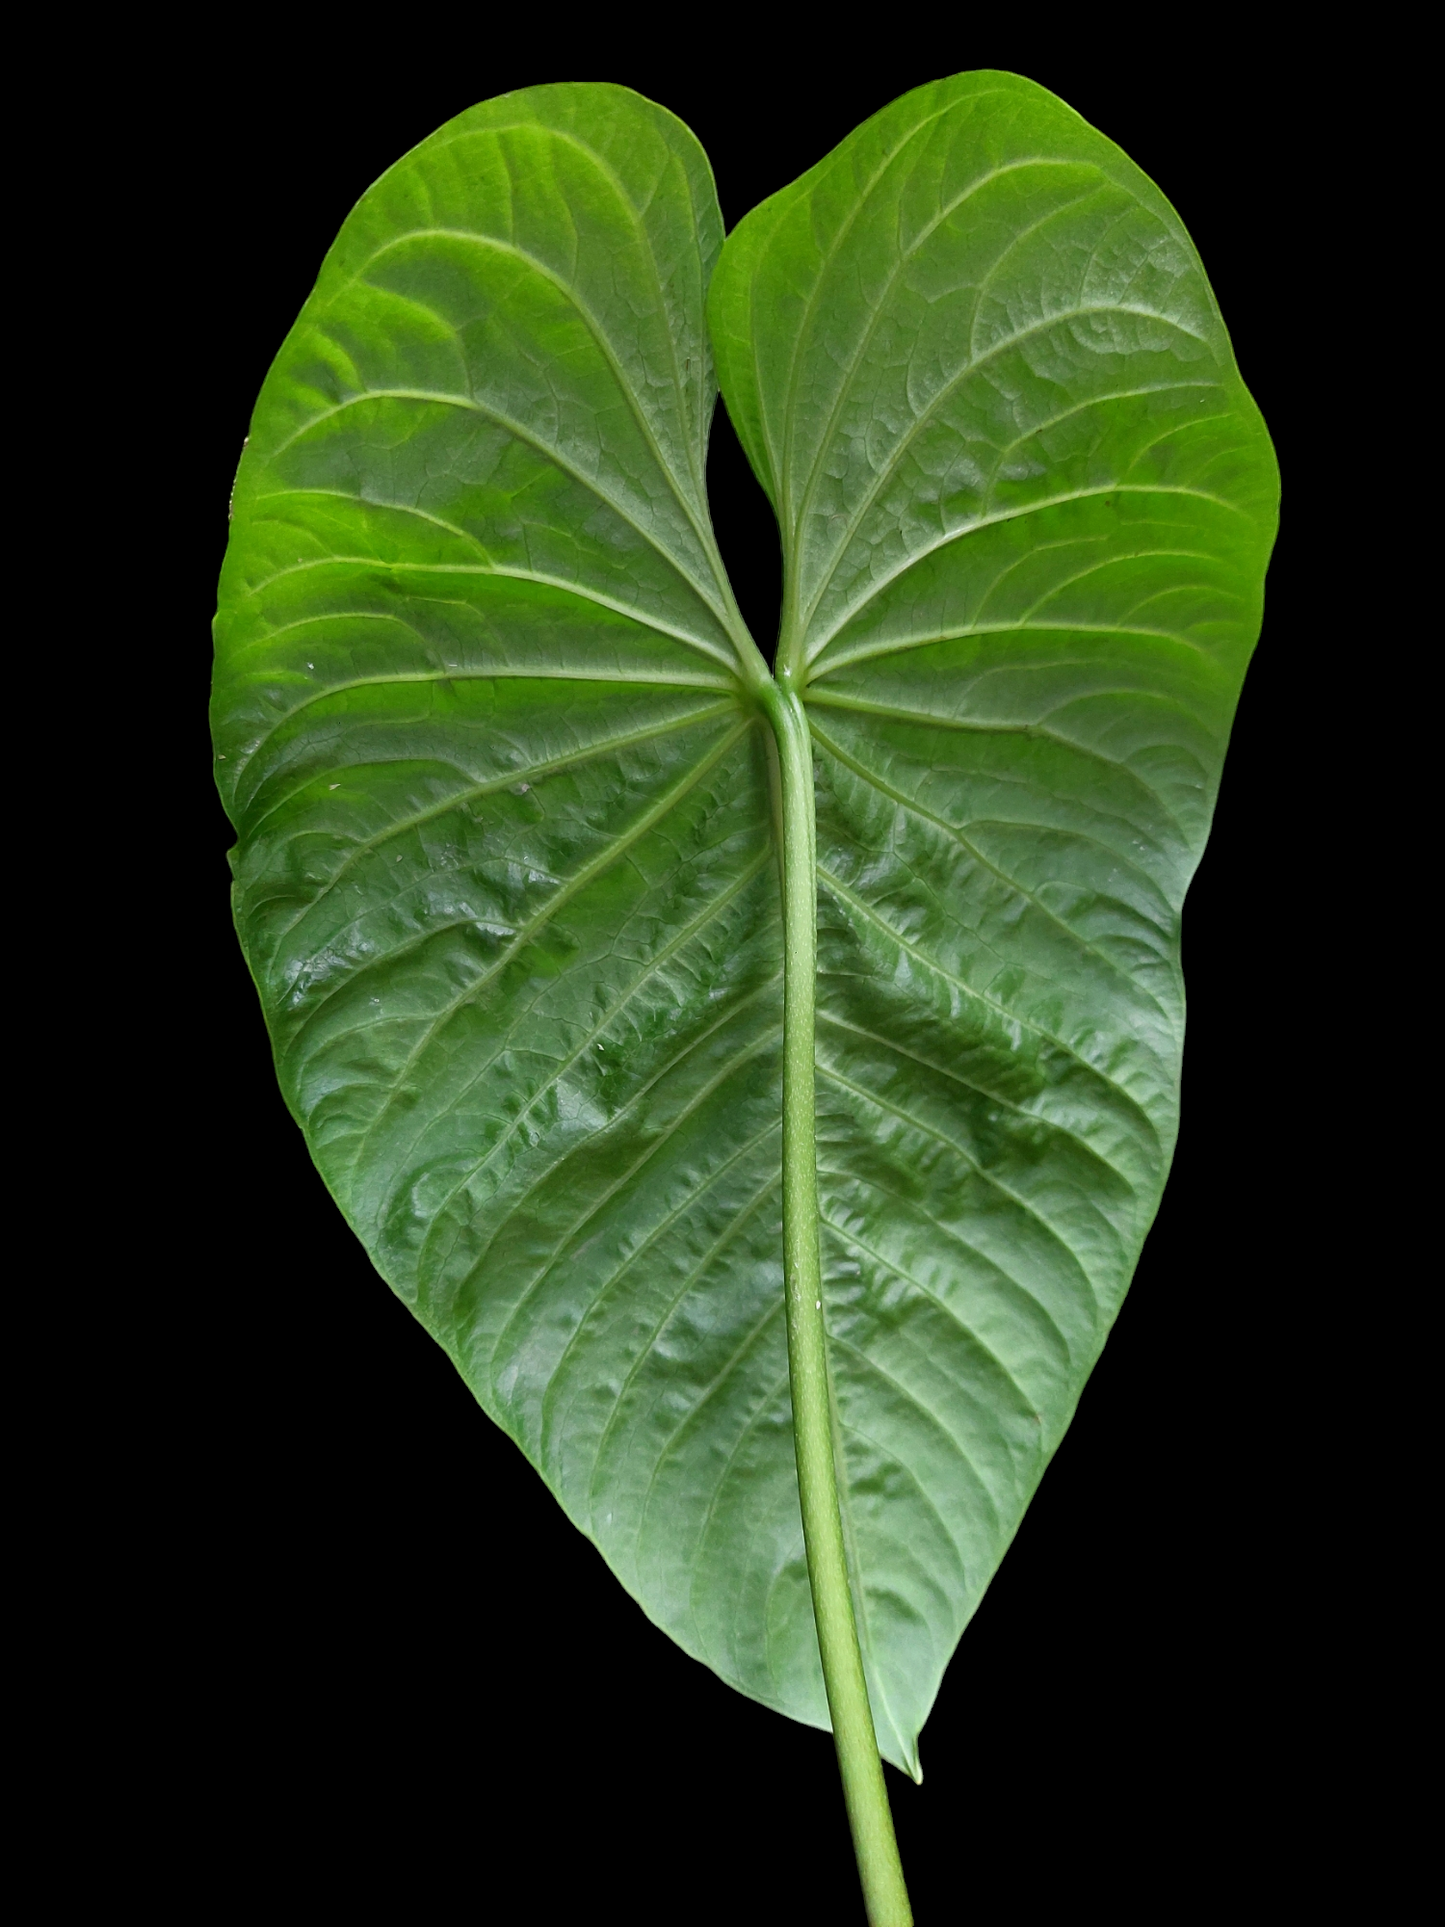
112 30 1336 1920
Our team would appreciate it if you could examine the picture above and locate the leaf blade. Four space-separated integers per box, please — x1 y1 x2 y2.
218 74 1278 1785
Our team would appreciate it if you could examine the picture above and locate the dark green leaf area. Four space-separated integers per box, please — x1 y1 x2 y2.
238 665 817 1715
708 70 1277 1770
806 708 1173 1769
218 86 855 1763
254 699 769 1237
233 679 744 989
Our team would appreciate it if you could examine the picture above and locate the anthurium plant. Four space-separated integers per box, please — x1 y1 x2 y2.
213 71 1278 1921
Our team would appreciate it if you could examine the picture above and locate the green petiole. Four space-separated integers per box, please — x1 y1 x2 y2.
756 671 913 1927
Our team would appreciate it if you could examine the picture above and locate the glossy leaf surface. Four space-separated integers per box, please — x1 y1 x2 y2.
215 75 1277 1776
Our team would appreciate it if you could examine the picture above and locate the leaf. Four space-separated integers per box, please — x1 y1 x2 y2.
214 74 1277 1784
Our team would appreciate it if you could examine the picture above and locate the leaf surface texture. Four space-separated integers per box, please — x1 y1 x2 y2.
215 75 1277 1774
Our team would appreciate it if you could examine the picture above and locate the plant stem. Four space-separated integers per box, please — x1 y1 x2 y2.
757 671 914 1927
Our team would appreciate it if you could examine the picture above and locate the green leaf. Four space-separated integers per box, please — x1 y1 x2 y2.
215 73 1277 1789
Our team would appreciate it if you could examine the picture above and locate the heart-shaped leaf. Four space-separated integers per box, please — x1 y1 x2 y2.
214 73 1277 1794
